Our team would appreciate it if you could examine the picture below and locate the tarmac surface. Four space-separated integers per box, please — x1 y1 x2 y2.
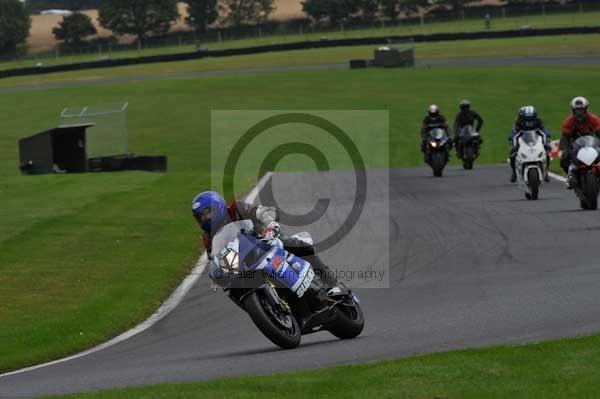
2 165 600 398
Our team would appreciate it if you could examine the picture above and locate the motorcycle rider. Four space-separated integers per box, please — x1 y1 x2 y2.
508 106 552 183
560 97 600 189
192 191 339 290
453 99 484 159
421 105 451 161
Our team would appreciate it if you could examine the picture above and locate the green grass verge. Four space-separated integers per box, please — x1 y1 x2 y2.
0 172 205 371
46 333 600 399
1 34 599 90
2 65 599 373
4 9 600 71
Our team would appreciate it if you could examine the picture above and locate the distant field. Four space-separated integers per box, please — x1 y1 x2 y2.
1 34 599 86
18 8 600 67
2 65 600 372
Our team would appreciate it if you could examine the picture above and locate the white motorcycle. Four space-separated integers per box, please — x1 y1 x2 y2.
514 129 548 200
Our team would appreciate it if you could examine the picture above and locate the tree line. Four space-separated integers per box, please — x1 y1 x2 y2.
1 0 276 55
301 0 588 24
0 0 589 57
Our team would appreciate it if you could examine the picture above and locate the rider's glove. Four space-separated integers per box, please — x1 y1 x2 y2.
260 221 281 241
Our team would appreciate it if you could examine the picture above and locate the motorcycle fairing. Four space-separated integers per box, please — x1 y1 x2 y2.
237 233 315 298
577 147 599 166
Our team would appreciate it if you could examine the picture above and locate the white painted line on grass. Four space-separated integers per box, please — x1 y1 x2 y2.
0 172 274 379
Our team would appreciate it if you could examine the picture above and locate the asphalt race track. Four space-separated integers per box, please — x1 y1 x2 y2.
2 164 600 398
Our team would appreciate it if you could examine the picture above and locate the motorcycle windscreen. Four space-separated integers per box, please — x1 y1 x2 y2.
429 128 445 140
212 220 255 257
237 233 272 271
575 135 600 149
519 130 542 146
459 125 475 136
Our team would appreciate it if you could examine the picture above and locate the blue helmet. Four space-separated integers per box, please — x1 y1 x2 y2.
192 191 228 233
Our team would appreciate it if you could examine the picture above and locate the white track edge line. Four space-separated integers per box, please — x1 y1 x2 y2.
0 172 274 379
548 171 567 182
246 172 273 204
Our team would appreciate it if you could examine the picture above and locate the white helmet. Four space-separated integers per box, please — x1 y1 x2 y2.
428 104 440 116
571 96 590 121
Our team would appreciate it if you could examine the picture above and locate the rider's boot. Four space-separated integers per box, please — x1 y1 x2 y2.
420 142 427 163
326 284 351 300
566 174 576 190
544 148 551 182
509 149 517 183
566 164 576 190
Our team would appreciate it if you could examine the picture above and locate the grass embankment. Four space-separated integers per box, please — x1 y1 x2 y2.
2 66 599 373
3 9 600 71
48 333 600 398
1 34 599 90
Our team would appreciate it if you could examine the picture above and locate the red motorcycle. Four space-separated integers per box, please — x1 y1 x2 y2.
571 136 600 210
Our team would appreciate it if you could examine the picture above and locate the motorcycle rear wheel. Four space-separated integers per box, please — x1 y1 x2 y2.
328 299 365 340
243 291 301 349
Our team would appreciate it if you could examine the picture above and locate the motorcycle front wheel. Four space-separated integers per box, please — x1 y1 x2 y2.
243 290 301 349
580 173 599 210
526 168 540 200
463 146 475 170
431 151 446 177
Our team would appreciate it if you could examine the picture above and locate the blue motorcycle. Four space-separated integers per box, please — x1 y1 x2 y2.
209 220 364 349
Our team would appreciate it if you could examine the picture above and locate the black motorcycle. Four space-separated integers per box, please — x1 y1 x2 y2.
426 128 451 177
456 125 482 170
209 220 364 349
571 136 600 210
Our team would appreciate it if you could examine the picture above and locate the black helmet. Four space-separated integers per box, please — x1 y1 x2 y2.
459 99 471 111
518 105 537 129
